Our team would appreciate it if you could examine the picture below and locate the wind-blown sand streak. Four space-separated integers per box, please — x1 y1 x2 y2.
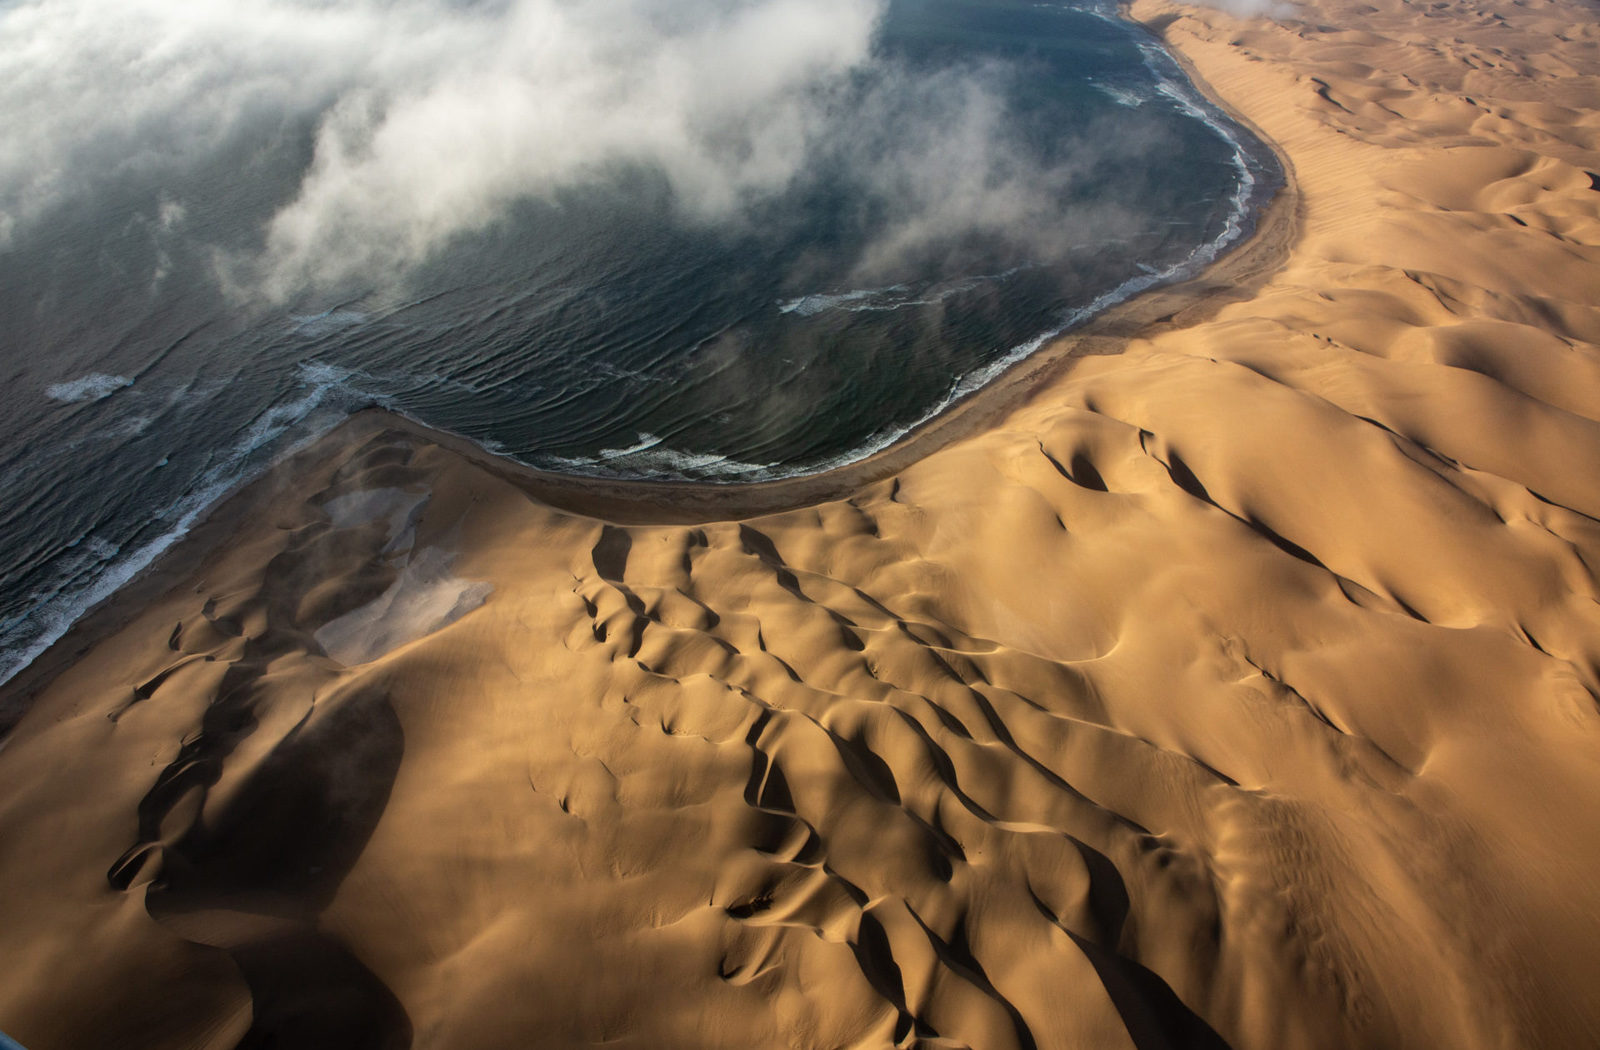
3 0 1600 1047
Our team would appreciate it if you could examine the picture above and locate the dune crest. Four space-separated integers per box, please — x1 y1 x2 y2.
3 0 1600 1047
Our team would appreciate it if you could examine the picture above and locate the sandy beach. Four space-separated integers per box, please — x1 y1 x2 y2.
3 0 1600 1046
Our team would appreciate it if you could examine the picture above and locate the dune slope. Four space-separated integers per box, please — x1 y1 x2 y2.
3 0 1600 1047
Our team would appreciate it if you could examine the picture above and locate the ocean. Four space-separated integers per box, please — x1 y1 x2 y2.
0 0 1278 684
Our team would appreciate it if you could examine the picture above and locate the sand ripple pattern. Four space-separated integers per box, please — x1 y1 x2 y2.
3 0 1600 1047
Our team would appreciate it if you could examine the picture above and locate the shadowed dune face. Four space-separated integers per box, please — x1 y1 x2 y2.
106 440 430 1049
3 0 1600 1047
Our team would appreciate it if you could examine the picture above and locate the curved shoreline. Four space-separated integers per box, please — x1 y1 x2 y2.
502 4 1289 491
10 0 1600 1043
324 8 1300 526
375 47 1299 524
0 12 1299 706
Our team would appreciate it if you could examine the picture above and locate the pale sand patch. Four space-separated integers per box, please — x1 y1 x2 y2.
320 486 429 543
313 485 493 665
315 546 492 666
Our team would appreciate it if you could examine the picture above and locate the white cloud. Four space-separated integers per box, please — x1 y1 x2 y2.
252 0 882 296
0 0 1165 299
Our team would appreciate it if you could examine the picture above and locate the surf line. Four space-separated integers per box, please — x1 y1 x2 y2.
547 1 1280 486
0 2 1285 690
0 362 382 689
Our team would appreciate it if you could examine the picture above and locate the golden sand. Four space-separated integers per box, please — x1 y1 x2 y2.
3 0 1599 1046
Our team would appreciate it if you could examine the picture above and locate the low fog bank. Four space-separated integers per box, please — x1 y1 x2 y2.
0 0 1174 301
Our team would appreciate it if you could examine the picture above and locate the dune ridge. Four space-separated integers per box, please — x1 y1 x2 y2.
4 0 1600 1047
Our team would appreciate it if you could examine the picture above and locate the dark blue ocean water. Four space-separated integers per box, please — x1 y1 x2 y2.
0 0 1277 683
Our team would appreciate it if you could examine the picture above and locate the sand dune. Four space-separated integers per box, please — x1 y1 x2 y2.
4 0 1600 1046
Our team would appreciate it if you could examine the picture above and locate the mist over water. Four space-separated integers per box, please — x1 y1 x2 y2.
0 0 1278 683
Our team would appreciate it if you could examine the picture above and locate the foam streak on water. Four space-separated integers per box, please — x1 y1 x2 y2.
544 9 1275 485
44 373 133 404
0 0 1280 687
0 364 368 686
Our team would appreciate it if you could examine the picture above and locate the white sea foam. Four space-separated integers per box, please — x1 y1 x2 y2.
777 270 1021 319
554 14 1272 485
543 440 779 482
1093 82 1146 108
0 6 1276 682
45 373 132 404
0 360 373 688
83 537 119 561
599 433 666 458
290 309 369 337
779 285 907 317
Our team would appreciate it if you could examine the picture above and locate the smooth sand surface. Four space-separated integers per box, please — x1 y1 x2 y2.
4 0 1600 1046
